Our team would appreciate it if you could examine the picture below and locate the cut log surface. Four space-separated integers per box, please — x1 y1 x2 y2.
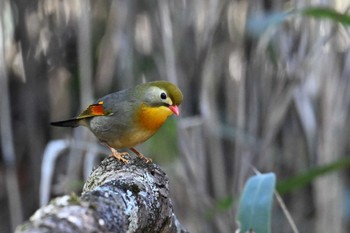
15 157 189 233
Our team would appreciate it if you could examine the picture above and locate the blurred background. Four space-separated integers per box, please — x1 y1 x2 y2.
1 0 350 232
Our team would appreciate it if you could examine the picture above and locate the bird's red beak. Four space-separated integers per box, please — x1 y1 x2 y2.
169 105 180 116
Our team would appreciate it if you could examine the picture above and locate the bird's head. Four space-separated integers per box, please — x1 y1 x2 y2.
140 81 183 116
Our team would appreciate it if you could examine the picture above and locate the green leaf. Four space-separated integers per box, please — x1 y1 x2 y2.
204 196 235 219
300 7 350 25
237 173 276 233
277 157 350 194
216 196 234 211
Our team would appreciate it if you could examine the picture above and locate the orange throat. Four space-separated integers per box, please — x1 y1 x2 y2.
136 104 173 131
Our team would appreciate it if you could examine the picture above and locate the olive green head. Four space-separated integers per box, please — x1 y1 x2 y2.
137 81 183 108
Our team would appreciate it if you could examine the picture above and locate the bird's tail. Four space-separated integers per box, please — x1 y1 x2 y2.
50 118 81 128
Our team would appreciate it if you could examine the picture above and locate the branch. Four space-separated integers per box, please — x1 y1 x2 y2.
15 157 189 233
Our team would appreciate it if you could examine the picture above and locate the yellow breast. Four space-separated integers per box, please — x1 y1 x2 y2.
136 103 173 131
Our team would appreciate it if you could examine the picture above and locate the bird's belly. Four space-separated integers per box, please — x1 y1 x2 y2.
108 130 155 149
88 116 154 149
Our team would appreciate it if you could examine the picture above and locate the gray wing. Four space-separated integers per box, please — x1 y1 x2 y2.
89 88 138 132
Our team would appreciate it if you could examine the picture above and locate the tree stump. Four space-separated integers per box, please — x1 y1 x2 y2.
15 156 188 233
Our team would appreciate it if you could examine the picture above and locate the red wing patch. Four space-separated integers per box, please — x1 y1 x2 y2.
77 102 106 119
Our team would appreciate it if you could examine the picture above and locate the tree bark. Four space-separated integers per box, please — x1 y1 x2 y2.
15 157 189 233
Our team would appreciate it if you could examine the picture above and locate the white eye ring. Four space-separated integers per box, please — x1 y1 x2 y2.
160 92 167 100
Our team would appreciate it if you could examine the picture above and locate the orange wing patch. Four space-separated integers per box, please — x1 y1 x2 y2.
77 102 106 119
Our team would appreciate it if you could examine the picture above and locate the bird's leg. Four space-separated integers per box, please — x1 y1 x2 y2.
109 147 129 164
130 147 152 163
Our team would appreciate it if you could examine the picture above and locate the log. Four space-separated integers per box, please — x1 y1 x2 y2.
15 156 188 233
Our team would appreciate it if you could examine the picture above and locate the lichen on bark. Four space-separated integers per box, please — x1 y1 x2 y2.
15 157 188 233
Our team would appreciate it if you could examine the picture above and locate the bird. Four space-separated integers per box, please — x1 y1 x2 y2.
51 81 183 163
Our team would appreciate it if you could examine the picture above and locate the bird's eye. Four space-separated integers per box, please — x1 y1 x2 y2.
160 92 167 100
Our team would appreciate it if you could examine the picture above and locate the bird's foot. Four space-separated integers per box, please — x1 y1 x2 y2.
109 148 129 164
130 147 152 163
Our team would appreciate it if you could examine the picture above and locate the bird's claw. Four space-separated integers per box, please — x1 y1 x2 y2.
142 156 152 163
110 151 130 164
130 147 152 163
